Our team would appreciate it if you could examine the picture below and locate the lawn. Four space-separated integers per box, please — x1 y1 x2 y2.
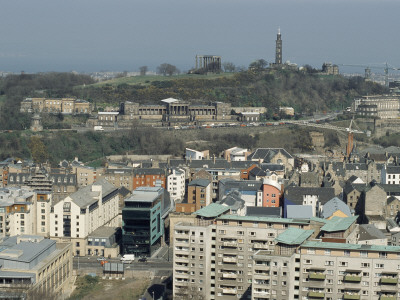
86 72 234 87
69 274 150 300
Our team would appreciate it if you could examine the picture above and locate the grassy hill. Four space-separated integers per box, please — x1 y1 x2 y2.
76 69 387 115
88 73 235 87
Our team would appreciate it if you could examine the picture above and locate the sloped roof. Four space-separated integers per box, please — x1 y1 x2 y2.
188 179 210 187
275 228 314 245
387 196 399 205
302 241 400 252
217 215 309 225
246 207 281 218
322 197 352 219
248 148 292 161
70 179 117 208
321 216 358 232
386 165 400 174
358 224 387 241
286 205 313 219
193 203 230 218
285 186 335 205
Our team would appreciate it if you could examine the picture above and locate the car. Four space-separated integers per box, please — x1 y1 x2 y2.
138 257 147 263
97 257 107 261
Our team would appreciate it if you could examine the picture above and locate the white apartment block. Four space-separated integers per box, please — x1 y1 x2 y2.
50 179 119 256
168 168 186 202
0 187 52 238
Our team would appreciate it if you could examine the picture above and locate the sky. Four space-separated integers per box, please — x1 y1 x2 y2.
0 0 399 74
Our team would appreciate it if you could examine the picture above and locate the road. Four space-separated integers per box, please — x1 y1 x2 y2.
73 256 172 272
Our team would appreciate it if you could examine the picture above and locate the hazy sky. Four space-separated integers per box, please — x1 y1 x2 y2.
1 0 399 73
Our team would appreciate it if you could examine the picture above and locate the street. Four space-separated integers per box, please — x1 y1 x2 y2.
73 256 173 272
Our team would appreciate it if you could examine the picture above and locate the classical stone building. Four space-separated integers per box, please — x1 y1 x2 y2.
353 95 400 119
20 97 92 114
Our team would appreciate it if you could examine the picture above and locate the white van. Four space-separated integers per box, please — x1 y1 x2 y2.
120 254 135 263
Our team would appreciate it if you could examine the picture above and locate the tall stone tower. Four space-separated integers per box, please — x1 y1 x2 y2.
275 27 282 65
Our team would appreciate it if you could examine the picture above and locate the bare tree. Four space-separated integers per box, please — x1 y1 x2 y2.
139 66 148 76
222 62 236 73
157 63 180 76
249 59 268 72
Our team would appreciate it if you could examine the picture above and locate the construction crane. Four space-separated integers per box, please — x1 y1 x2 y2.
287 117 365 161
339 63 400 87
346 118 355 159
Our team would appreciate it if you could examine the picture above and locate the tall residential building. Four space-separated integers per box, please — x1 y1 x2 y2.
173 212 313 300
253 237 400 300
49 179 119 256
0 187 52 238
122 186 170 257
275 28 282 65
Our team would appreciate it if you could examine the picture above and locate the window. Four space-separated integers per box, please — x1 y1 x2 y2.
344 250 350 256
375 263 384 269
304 259 312 264
325 261 334 266
361 262 370 268
63 202 71 213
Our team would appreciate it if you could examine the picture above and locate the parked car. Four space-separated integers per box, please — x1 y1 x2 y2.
97 257 107 261
138 257 147 263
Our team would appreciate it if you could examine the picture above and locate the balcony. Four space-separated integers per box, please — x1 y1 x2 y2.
253 243 269 249
222 257 237 263
222 288 237 294
308 291 325 298
223 241 238 247
222 273 237 279
380 296 396 300
344 275 361 283
309 273 326 280
381 277 398 285
343 293 360 300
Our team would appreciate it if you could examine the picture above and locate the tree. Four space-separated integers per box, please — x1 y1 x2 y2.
139 66 148 76
157 63 180 76
28 136 48 163
249 59 268 72
222 62 236 73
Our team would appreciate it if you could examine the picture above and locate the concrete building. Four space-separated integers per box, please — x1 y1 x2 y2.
176 179 211 213
50 179 119 256
223 147 249 162
73 165 104 187
172 213 314 300
0 188 52 238
167 168 186 203
186 148 210 160
122 186 170 257
0 235 72 299
261 178 282 208
101 167 134 191
133 168 166 190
